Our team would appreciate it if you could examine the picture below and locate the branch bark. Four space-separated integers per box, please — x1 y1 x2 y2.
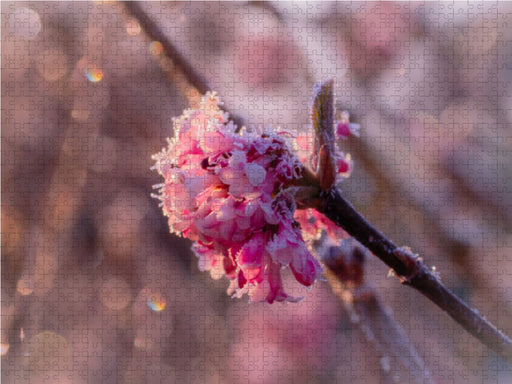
310 188 512 365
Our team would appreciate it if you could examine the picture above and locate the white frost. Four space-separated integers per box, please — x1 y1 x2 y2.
244 163 267 186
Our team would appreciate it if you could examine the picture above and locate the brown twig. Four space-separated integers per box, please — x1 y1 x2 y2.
121 1 245 128
307 187 512 365
297 80 512 365
122 2 208 94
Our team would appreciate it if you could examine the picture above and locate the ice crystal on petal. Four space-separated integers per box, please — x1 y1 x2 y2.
244 163 266 186
152 92 325 303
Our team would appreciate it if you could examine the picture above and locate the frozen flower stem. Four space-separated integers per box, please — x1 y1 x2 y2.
129 1 512 365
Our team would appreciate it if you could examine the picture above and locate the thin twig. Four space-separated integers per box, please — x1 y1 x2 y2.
307 187 512 365
123 2 208 94
121 1 245 128
300 79 512 364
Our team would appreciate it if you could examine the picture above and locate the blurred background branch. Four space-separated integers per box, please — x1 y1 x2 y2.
322 239 434 384
122 1 245 128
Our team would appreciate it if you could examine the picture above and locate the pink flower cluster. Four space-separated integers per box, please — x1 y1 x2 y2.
152 92 357 302
152 93 332 303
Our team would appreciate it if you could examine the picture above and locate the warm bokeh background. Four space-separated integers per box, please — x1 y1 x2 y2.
2 2 512 383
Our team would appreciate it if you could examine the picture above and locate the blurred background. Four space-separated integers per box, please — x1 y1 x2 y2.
2 1 512 383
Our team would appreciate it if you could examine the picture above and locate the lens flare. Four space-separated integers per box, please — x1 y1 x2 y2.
85 65 103 83
149 41 163 56
125 19 141 36
0 343 9 356
17 277 34 296
147 292 166 312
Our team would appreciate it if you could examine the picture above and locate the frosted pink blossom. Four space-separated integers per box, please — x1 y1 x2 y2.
152 92 324 303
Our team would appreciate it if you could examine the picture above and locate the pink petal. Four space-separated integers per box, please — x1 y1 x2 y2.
237 233 265 268
336 122 351 138
290 246 322 287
